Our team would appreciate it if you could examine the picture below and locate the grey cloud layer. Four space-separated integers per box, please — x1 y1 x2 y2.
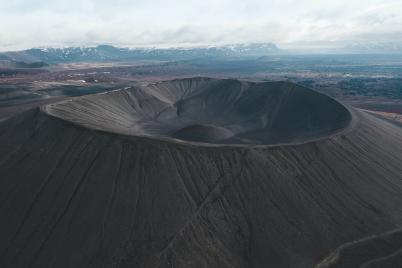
0 0 401 50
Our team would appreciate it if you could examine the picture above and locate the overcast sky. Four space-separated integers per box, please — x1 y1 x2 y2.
1 0 402 51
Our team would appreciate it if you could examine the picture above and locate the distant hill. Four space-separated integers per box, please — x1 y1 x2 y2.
340 42 402 54
0 43 281 64
0 60 48 69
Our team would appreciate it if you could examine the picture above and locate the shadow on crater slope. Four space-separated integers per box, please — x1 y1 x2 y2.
43 78 351 145
1 78 402 268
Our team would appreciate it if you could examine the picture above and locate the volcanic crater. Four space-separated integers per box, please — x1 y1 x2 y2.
1 78 402 268
43 78 352 145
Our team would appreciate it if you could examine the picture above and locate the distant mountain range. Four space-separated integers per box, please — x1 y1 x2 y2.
0 43 280 67
342 42 402 54
4 42 402 68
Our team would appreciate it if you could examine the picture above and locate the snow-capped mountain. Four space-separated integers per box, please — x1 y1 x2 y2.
0 43 280 65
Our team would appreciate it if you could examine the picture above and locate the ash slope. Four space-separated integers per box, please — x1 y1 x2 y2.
1 79 402 268
43 78 351 145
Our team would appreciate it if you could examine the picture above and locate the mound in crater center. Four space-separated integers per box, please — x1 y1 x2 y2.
43 77 351 145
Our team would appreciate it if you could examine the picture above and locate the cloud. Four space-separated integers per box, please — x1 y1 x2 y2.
1 0 402 50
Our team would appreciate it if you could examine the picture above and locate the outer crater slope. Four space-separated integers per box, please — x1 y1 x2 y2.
1 78 402 268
